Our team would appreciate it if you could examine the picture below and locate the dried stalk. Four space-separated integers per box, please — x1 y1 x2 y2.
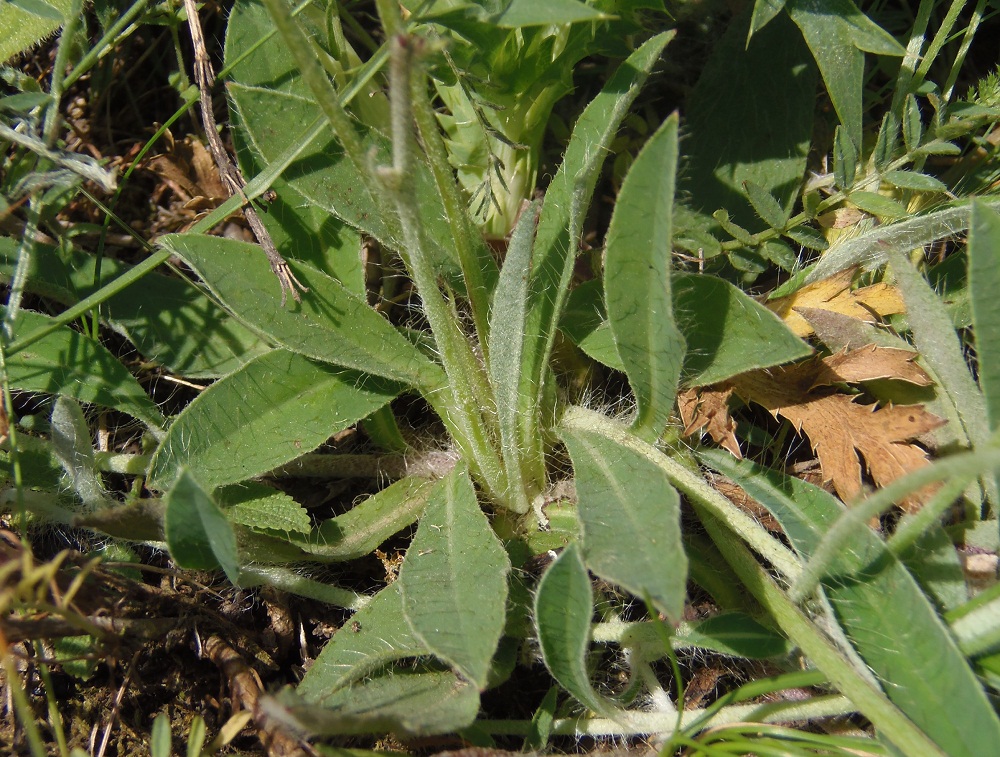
182 0 307 305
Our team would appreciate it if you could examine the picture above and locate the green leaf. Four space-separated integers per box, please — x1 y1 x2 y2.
158 234 443 388
786 0 863 147
164 468 240 582
50 396 107 511
518 32 672 482
534 543 620 717
0 238 270 378
6 309 164 431
970 200 1000 432
148 349 399 491
489 202 539 511
712 209 755 245
903 93 923 153
701 451 1000 757
787 0 903 147
743 180 789 230
747 0 787 40
681 614 789 658
882 170 947 193
872 112 898 171
833 126 858 190
888 250 988 451
399 467 510 688
0 0 71 62
848 191 908 219
808 198 1000 283
492 0 609 27
682 11 815 233
266 668 479 736
297 584 426 699
782 225 829 251
559 280 626 371
897 523 968 614
674 273 811 386
296 477 433 562
560 426 688 623
216 482 311 535
605 114 685 440
602 612 790 659
150 713 171 757
224 0 458 275
9 0 64 20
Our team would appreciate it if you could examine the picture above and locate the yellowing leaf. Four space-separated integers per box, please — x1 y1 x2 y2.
767 267 905 337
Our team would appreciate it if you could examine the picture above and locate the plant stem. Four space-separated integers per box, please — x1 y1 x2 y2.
373 33 508 504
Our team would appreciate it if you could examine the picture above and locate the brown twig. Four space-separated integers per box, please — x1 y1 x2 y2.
182 0 307 306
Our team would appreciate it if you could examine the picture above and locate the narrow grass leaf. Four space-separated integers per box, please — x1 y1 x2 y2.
534 543 620 718
560 426 688 623
605 114 685 440
399 467 510 688
149 349 399 491
6 309 164 431
297 584 426 701
675 273 811 386
969 200 1000 431
159 234 443 388
701 450 1000 757
164 468 240 583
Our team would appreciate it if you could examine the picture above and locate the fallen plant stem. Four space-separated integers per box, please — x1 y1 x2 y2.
182 0 306 306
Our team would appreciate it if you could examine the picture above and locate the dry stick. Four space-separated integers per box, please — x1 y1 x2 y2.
182 0 306 306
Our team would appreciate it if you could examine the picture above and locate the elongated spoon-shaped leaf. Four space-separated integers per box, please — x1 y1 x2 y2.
604 114 685 440
158 234 444 389
488 202 539 511
560 425 687 623
149 349 398 490
399 467 510 688
702 450 1000 757
534 543 621 718
517 33 674 476
164 468 240 583
298 584 426 701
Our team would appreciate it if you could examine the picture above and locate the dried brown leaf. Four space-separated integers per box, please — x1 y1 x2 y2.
811 344 932 388
679 386 741 458
682 346 945 511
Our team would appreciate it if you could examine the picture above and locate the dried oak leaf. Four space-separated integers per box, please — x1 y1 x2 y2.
681 345 945 511
767 267 905 338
